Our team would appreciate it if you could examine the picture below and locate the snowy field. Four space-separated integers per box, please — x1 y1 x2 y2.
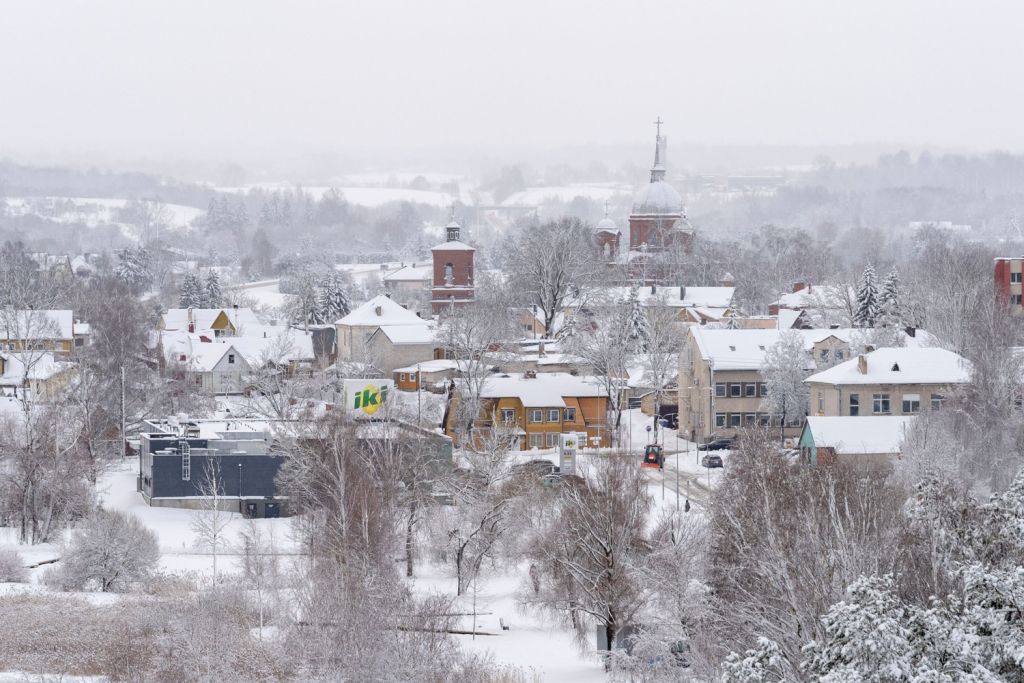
215 183 466 207
501 183 632 206
4 197 203 238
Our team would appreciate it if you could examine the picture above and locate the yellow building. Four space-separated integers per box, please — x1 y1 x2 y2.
444 371 610 450
0 310 77 357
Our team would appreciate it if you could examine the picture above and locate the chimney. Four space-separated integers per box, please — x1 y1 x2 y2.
857 354 867 374
792 281 805 293
679 286 686 300
187 307 195 333
538 341 546 357
650 285 656 294
374 305 383 316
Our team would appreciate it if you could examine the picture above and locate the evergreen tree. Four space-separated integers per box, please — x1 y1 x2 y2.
317 271 351 323
116 246 153 295
232 198 248 230
624 287 651 352
854 263 880 327
205 270 223 308
879 266 901 327
179 272 205 308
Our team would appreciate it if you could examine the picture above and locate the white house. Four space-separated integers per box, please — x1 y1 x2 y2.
166 342 249 394
335 295 431 364
799 415 913 466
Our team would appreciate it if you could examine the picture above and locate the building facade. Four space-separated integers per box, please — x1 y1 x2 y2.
431 215 476 315
995 257 1024 312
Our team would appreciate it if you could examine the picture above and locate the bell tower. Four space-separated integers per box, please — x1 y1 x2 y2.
431 206 476 314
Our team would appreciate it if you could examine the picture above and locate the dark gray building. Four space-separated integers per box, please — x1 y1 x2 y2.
138 417 286 518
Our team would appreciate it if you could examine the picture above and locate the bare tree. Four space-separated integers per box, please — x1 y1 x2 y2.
760 331 811 445
567 302 631 443
48 507 160 592
503 217 602 338
191 458 234 583
526 452 651 660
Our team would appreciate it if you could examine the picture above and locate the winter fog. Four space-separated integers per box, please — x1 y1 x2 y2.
2 2 1024 681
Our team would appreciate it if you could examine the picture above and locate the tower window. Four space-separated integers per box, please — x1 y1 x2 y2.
444 263 454 286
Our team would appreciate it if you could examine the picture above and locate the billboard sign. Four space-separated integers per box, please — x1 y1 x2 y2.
559 432 578 476
343 379 393 418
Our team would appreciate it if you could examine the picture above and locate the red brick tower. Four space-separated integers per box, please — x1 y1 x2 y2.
431 210 476 315
595 201 621 262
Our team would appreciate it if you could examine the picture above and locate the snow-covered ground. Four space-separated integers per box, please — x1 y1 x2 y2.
501 183 632 206
4 197 203 230
215 183 467 207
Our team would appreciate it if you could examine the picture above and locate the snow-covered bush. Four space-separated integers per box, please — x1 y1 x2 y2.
0 548 28 583
47 507 160 592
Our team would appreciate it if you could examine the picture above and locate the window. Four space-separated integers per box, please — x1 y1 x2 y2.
836 350 844 361
715 413 726 428
501 409 516 423
849 394 860 416
744 413 756 426
1013 272 1023 283
872 393 891 414
228 354 235 365
528 433 544 449
817 392 824 413
930 394 945 411
399 373 406 382
729 413 741 427
564 407 576 422
757 414 770 426
529 409 543 423
729 383 741 397
744 383 756 397
715 383 726 398
819 349 829 362
902 393 921 414
179 354 186 362
1013 294 1023 306
547 432 560 447
759 382 768 397
548 409 560 422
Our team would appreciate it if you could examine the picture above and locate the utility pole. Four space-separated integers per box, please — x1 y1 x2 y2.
417 363 422 428
120 364 126 460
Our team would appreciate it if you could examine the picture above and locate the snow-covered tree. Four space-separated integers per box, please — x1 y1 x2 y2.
49 507 160 592
722 638 786 683
854 263 880 327
178 272 205 308
567 304 631 443
760 331 810 443
623 286 650 352
116 246 153 295
317 271 351 324
204 270 223 308
878 266 901 326
190 459 233 584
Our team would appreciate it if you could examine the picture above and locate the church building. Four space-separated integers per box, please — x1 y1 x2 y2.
430 211 476 315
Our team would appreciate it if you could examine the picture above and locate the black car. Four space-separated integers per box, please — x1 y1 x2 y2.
697 438 732 451
701 454 724 468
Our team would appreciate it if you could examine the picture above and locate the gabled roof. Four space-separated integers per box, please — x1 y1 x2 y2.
0 310 74 340
336 295 428 327
372 324 437 345
690 327 906 371
383 264 432 282
804 416 913 455
179 343 248 372
805 347 971 386
0 352 75 384
161 308 260 332
471 372 607 408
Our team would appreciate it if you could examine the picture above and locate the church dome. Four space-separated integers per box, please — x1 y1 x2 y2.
631 180 683 216
596 216 619 234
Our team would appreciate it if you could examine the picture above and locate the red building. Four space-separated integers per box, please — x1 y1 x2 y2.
431 215 476 315
627 119 693 284
595 204 621 261
995 257 1024 311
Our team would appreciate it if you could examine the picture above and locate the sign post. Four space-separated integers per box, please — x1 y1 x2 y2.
559 433 577 476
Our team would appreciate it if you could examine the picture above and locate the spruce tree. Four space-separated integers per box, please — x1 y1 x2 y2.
854 263 880 328
879 267 901 327
317 271 352 324
624 287 651 352
205 271 223 308
116 246 153 295
179 272 205 309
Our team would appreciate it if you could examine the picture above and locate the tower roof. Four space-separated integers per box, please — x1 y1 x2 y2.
632 117 684 216
596 200 620 234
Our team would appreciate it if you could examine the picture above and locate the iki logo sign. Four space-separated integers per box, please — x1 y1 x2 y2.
352 383 387 415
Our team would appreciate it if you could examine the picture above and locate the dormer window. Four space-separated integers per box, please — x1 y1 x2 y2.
891 363 900 372
228 354 235 364
729 345 736 351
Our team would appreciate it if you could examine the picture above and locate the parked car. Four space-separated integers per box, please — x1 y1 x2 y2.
701 454 724 468
513 459 557 476
697 438 732 451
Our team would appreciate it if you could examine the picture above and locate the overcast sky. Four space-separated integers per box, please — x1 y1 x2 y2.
2 0 1022 164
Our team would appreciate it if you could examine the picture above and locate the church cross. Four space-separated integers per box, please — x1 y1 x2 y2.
654 116 663 138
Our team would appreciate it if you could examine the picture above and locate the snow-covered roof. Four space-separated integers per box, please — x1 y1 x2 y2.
777 309 804 330
383 264 432 282
0 352 75 384
631 180 683 216
691 328 894 371
804 416 913 455
394 358 463 374
772 285 854 310
574 286 735 310
430 240 475 252
228 330 315 366
373 324 437 345
0 310 74 340
474 372 607 408
336 295 428 327
161 308 260 332
805 347 971 386
166 341 247 372
595 216 620 234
